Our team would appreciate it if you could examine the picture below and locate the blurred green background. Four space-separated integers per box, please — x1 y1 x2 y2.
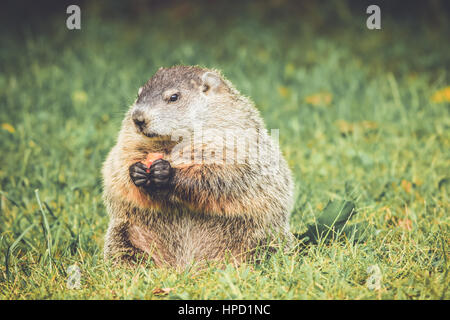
0 0 448 299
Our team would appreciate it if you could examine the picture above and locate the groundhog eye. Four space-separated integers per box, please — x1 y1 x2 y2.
169 94 179 102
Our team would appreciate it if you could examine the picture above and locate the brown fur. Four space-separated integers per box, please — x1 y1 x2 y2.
102 66 294 268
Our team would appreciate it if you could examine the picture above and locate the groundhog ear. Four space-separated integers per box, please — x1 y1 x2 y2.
201 72 225 94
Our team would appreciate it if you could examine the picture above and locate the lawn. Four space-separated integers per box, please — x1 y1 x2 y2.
0 1 448 299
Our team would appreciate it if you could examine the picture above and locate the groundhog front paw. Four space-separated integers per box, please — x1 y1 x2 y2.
129 162 151 188
148 159 172 189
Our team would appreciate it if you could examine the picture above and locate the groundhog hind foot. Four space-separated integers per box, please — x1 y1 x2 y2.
106 250 151 268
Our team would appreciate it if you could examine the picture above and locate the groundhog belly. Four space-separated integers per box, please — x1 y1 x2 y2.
128 211 255 267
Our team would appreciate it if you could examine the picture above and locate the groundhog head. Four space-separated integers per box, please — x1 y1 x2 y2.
129 66 234 138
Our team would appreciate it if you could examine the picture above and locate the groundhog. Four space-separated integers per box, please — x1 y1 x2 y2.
102 66 294 268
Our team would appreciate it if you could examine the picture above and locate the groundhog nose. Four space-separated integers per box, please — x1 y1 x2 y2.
132 110 146 131
133 117 146 131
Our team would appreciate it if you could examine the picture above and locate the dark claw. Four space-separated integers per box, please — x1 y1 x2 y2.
134 179 150 187
130 171 147 179
134 162 150 173
129 162 150 187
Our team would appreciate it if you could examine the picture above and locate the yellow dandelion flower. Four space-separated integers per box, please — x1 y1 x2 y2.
401 180 412 194
335 120 354 135
1 123 15 133
431 86 450 103
305 92 332 106
335 120 378 135
278 86 290 98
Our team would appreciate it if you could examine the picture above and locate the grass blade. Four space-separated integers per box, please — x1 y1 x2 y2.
35 189 52 269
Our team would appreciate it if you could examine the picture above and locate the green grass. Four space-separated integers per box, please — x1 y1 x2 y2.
0 1 448 299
